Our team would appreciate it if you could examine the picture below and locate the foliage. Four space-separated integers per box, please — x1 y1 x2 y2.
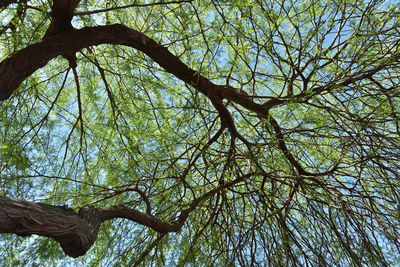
1 0 400 265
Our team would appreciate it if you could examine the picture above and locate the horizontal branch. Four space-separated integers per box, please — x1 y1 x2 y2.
0 195 183 258
0 196 101 258
0 175 245 257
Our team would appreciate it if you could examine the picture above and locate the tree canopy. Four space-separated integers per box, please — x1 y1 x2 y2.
1 0 400 265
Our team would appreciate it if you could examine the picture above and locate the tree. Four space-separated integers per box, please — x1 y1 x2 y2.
0 0 399 265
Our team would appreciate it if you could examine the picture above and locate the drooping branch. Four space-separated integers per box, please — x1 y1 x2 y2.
5 23 392 125
268 113 339 176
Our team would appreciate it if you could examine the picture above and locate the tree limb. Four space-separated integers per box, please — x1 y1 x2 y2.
0 24 267 116
0 196 101 258
0 175 246 257
0 0 19 8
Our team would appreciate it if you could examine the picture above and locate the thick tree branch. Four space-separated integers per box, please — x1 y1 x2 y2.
0 24 266 116
0 0 19 8
0 196 101 258
44 0 80 67
0 175 246 257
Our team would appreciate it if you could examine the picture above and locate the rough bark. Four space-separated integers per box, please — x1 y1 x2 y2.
0 195 185 257
0 194 197 258
0 24 267 116
0 176 242 257
0 196 101 258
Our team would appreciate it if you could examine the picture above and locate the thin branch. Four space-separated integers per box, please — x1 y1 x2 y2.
72 67 84 148
134 233 167 267
74 0 193 16
268 114 339 176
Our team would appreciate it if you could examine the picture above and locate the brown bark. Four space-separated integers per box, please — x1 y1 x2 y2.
44 0 75 37
0 195 186 257
0 176 243 257
0 24 267 116
43 0 81 67
0 0 18 8
0 194 198 258
0 196 101 258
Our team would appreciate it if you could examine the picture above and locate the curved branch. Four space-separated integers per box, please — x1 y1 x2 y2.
0 196 101 258
0 174 246 257
0 24 266 117
268 114 310 175
268 114 338 176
